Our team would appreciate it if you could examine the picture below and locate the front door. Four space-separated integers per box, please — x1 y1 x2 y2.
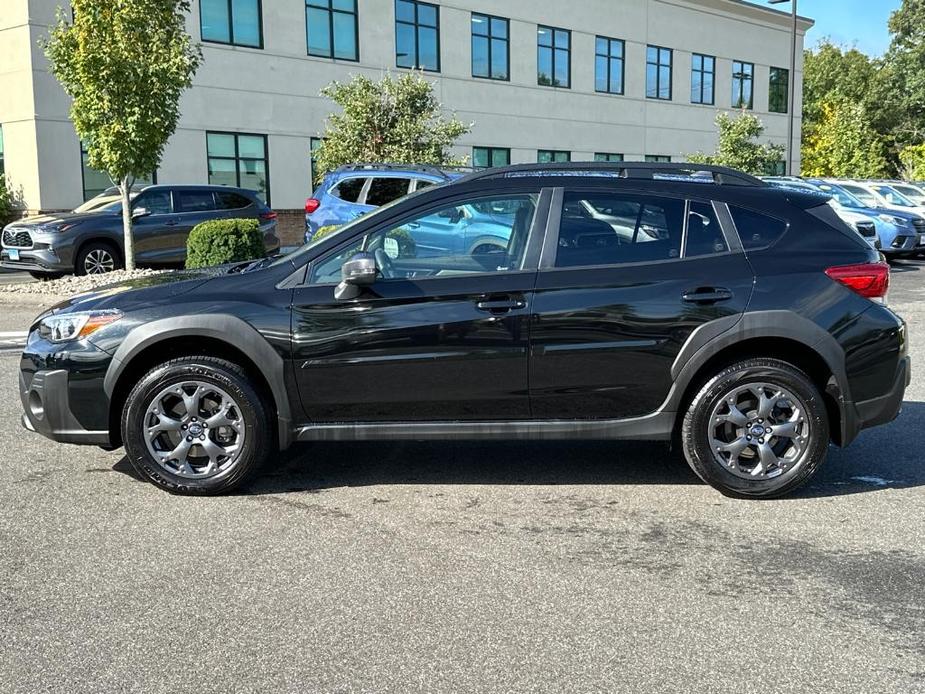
291 191 546 423
130 189 178 265
530 189 754 419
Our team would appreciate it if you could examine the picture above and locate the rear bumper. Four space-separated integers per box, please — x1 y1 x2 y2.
842 356 910 445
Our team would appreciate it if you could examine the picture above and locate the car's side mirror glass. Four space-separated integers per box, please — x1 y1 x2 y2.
334 251 377 301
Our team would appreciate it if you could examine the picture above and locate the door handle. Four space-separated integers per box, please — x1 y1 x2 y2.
165 219 179 227
476 298 527 314
682 287 733 304
406 222 421 229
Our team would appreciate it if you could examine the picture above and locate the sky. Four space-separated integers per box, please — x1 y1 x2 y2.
743 0 901 56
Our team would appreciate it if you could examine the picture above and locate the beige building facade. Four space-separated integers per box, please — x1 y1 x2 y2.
0 0 812 236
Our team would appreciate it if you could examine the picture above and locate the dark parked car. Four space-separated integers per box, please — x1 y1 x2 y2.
1 184 280 278
19 163 908 499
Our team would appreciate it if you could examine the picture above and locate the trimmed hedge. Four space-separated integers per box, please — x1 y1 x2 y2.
186 218 266 269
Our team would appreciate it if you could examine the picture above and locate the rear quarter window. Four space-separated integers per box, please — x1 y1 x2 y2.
331 178 367 203
215 192 253 210
729 206 789 250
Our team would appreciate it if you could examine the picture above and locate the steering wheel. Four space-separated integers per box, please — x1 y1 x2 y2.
374 248 395 279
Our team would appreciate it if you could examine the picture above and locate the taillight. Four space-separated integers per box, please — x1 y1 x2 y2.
825 262 890 300
305 198 320 214
260 211 278 221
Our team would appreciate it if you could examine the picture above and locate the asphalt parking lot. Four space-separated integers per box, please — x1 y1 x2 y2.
1 266 923 694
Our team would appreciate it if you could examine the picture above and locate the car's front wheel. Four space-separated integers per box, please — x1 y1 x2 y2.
76 241 122 276
122 356 272 494
681 358 830 499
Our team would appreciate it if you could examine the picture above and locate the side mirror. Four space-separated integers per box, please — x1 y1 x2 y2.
132 207 151 219
334 251 377 301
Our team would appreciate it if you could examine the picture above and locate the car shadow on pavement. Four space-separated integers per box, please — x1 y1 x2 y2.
886 259 924 273
111 402 925 498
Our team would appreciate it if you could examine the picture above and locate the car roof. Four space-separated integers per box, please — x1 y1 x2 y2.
137 183 261 197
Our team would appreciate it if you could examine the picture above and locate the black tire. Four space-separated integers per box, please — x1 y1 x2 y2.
75 241 122 276
121 356 273 495
681 358 829 499
29 271 65 281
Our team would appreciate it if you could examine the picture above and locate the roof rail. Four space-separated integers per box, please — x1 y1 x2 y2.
334 162 455 178
457 162 767 187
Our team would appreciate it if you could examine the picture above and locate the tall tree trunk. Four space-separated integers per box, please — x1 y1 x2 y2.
120 175 135 271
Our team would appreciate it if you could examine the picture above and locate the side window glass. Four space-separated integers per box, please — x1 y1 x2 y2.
686 201 728 257
308 194 538 284
730 205 788 250
176 191 216 213
331 177 367 203
134 190 172 215
216 192 252 210
415 179 436 192
556 192 684 268
366 178 412 207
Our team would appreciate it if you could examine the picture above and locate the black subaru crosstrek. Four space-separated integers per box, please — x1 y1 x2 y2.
18 163 909 498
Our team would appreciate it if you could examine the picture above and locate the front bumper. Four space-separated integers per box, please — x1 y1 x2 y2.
20 369 111 445
1 247 69 273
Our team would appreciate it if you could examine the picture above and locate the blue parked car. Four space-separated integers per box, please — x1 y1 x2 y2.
304 164 460 242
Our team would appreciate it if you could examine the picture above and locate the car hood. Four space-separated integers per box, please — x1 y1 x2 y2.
8 211 110 228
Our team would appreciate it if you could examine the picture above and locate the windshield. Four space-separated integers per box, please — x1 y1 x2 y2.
840 184 880 208
892 184 925 205
873 185 916 207
73 192 139 213
814 183 866 208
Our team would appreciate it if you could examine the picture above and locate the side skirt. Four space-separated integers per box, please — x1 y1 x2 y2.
294 412 675 442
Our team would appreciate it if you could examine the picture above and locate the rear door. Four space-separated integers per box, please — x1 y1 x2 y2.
529 187 754 419
290 188 549 423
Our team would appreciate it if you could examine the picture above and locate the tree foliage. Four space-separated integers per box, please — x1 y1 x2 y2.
313 72 471 183
0 175 17 228
688 112 785 175
802 100 890 178
44 0 201 269
899 144 925 180
883 0 925 146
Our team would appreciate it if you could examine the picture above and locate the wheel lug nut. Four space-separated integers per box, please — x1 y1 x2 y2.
759 438 765 444
746 436 752 441
186 436 193 442
765 428 772 434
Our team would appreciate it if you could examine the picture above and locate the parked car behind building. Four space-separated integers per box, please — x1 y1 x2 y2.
1 185 280 278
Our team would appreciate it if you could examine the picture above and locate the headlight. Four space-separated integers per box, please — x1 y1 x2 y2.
38 310 122 343
878 214 908 226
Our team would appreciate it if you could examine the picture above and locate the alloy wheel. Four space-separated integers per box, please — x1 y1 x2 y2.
84 248 116 274
143 380 246 479
708 382 811 480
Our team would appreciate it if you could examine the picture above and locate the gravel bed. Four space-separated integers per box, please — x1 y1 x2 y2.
0 269 167 296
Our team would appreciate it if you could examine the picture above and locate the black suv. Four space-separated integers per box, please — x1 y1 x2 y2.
19 163 909 498
1 184 280 278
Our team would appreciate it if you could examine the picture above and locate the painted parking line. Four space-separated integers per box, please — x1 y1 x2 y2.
0 331 28 338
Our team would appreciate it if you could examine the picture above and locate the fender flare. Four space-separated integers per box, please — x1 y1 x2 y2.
103 314 292 448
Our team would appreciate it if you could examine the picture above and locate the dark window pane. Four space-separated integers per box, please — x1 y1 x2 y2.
646 64 658 98
595 55 608 92
332 0 354 10
418 26 439 70
491 17 507 39
609 58 622 93
366 178 411 207
208 158 237 188
730 205 788 250
554 49 569 86
491 149 510 167
395 0 415 22
556 192 684 268
216 192 253 210
417 4 437 26
207 133 235 158
686 201 728 257
472 35 489 77
555 30 569 48
491 38 507 79
396 23 415 67
176 191 216 213
473 147 490 168
237 135 265 159
332 177 366 202
538 27 552 47
471 13 488 36
538 47 553 85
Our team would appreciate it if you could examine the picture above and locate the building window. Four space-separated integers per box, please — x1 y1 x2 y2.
646 45 672 100
306 0 358 61
773 160 786 175
769 67 789 114
537 25 570 88
0 125 4 176
473 146 511 169
80 142 155 201
207 132 270 203
645 155 671 163
200 0 263 48
395 0 439 72
594 153 624 162
595 37 624 95
538 150 570 163
471 13 509 80
732 60 754 109
691 53 715 105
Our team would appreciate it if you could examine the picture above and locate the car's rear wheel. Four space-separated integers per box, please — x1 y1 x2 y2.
122 356 272 495
76 241 122 276
681 358 829 499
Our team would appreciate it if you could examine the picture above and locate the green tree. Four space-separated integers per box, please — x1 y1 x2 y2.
882 0 925 147
43 0 201 270
899 144 925 180
801 100 890 178
313 72 471 184
688 112 785 175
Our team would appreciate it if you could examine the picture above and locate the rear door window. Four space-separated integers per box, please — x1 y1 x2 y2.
176 190 217 213
729 206 788 250
686 201 729 257
365 177 412 207
555 192 685 268
331 177 367 203
215 192 253 210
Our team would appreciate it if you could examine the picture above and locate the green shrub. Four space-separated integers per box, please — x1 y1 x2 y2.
313 225 341 241
186 218 265 269
0 175 15 228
